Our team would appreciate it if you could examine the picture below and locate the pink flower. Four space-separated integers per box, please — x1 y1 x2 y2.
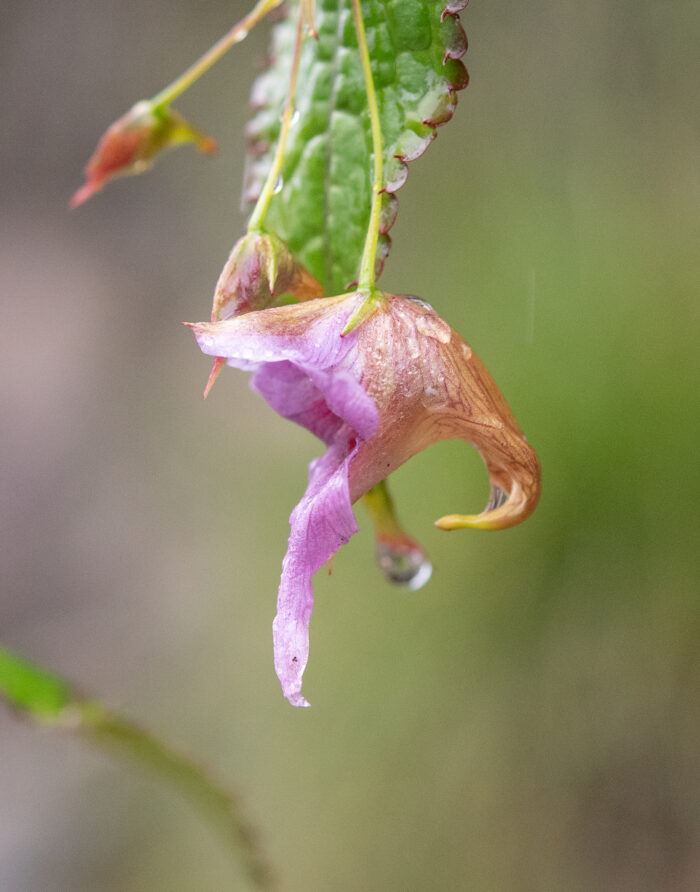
188 291 540 706
71 101 216 209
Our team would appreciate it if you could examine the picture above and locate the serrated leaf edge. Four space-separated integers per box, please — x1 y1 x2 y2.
244 2 470 286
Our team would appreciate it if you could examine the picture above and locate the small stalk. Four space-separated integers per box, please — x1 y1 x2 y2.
351 0 384 296
247 7 306 233
0 646 273 890
342 0 387 335
151 0 284 109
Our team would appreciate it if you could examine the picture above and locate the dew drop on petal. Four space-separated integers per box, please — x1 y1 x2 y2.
420 378 447 409
376 542 433 590
405 295 435 312
415 314 451 344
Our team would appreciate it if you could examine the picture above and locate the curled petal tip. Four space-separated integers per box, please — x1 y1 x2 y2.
435 482 537 532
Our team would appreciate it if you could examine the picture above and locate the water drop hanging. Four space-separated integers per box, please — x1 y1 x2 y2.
376 541 433 591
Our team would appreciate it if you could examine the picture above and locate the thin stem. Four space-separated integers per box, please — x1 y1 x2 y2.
83 706 273 889
152 0 284 108
351 0 384 295
363 480 404 538
0 645 273 890
247 8 306 232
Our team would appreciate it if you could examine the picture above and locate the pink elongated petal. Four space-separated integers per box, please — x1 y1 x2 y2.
188 297 380 706
273 434 359 706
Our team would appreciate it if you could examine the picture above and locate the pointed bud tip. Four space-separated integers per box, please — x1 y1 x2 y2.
69 182 99 210
202 356 226 399
197 136 218 156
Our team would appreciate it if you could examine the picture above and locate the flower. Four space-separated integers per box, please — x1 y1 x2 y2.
70 100 216 209
188 291 540 706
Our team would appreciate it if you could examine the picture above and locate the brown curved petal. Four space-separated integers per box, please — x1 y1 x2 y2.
345 295 541 532
431 339 541 531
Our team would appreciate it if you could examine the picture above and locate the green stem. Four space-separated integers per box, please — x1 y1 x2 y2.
151 0 284 108
351 0 384 295
247 7 306 233
83 707 273 889
363 480 404 538
0 646 273 890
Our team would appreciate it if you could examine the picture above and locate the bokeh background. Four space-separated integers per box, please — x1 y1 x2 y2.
2 1 699 889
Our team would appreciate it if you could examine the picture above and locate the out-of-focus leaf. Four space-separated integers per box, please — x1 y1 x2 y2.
0 645 73 719
245 0 469 293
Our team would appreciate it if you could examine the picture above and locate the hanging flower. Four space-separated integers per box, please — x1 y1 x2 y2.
70 100 216 209
188 291 540 706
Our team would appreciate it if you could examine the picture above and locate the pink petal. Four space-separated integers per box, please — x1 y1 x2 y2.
273 433 360 706
189 297 379 705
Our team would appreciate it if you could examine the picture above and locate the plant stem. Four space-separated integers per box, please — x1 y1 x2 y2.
0 645 273 890
352 0 384 295
363 480 405 538
151 0 284 108
247 7 306 233
82 705 273 889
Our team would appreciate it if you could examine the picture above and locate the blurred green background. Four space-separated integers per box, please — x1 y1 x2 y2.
1 1 699 889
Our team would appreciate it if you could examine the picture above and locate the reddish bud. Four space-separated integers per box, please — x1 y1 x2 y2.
70 100 216 209
211 231 323 322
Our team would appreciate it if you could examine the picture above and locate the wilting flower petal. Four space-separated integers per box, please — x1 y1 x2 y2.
189 291 540 705
71 100 216 208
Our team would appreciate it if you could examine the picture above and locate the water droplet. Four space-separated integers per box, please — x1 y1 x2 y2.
290 109 300 126
415 314 451 344
273 176 283 194
420 378 447 409
376 542 433 590
405 295 435 312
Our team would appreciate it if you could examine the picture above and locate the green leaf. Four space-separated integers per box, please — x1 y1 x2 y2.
0 645 73 719
245 0 468 293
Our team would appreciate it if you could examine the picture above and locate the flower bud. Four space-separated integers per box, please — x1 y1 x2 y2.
70 100 216 209
211 231 323 321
